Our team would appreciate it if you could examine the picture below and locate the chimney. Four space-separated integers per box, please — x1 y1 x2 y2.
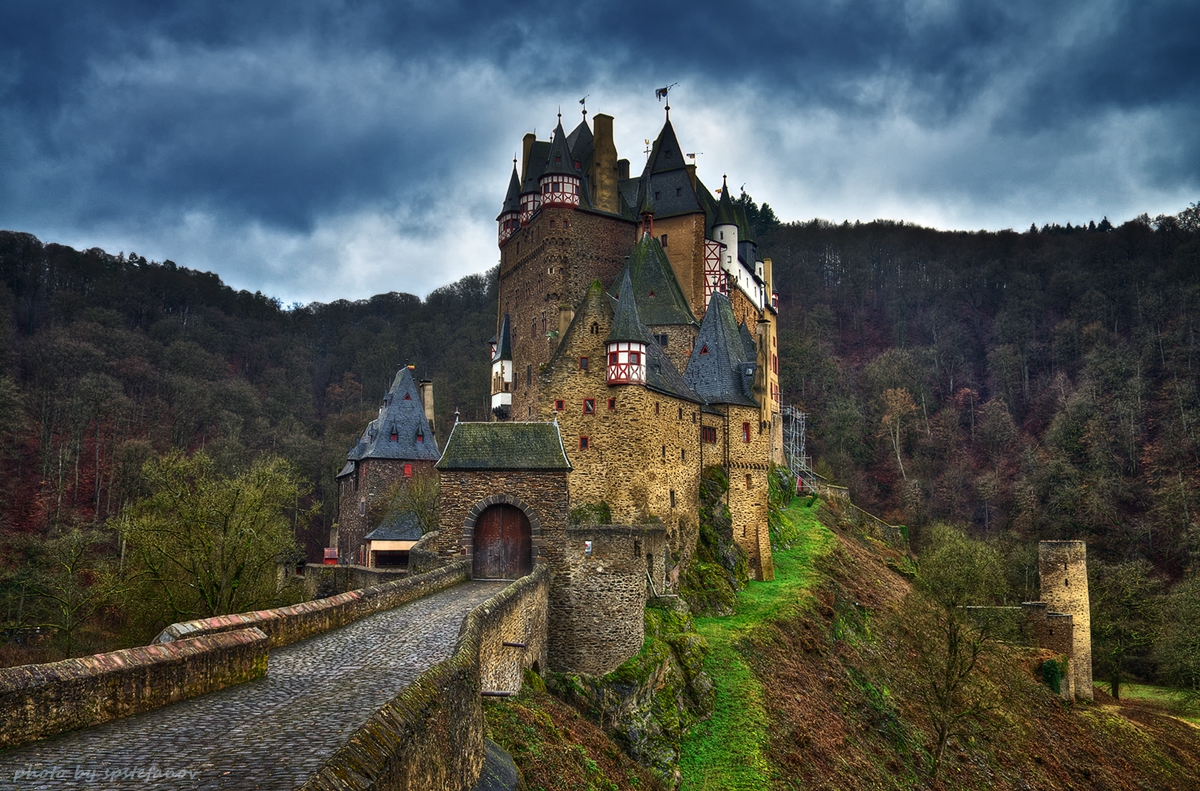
419 379 436 444
521 133 536 182
590 114 620 214
686 163 697 191
617 158 630 181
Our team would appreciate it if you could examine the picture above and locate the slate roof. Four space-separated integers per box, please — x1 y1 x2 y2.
644 326 702 404
365 511 422 542
684 292 758 407
436 422 572 471
618 234 697 327
566 117 593 163
496 166 521 220
492 313 513 362
606 269 644 344
647 119 688 176
344 367 441 463
714 176 739 227
542 121 580 178
520 141 551 194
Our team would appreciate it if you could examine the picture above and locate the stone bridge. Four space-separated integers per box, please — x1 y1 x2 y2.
0 564 551 791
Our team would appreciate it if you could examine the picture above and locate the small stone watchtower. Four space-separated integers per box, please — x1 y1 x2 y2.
1038 540 1093 701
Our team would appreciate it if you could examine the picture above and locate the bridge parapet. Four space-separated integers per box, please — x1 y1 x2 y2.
301 564 551 791
156 561 470 649
0 627 268 750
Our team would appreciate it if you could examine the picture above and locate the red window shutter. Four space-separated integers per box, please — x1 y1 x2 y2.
404 464 413 478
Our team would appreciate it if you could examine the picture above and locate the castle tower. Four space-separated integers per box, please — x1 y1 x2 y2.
1039 540 1093 700
335 366 441 565
539 120 582 209
497 165 521 246
606 270 647 386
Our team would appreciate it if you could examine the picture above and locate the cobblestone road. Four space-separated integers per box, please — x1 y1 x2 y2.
0 581 507 791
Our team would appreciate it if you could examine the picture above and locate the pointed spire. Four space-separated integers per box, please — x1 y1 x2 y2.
493 313 513 362
542 119 578 177
500 164 521 214
606 269 644 343
715 174 738 226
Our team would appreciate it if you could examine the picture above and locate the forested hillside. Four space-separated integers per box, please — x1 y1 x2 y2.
1 201 1197 659
0 231 495 561
764 206 1200 581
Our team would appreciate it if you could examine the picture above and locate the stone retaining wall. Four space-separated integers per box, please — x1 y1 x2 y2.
0 628 268 750
300 565 551 791
156 562 470 649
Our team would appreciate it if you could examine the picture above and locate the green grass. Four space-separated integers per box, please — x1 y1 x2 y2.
679 498 833 790
1108 683 1200 726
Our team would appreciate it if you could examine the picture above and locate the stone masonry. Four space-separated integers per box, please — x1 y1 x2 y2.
1039 540 1093 700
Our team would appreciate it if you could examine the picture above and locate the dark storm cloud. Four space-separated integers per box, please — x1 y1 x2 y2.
0 1 1196 303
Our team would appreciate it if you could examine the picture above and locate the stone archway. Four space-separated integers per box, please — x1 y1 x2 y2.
463 494 542 580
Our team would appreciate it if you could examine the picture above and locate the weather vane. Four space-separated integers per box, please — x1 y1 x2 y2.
655 83 679 118
579 95 589 118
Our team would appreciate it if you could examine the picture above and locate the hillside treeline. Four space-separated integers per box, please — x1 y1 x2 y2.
765 205 1200 578
0 230 494 560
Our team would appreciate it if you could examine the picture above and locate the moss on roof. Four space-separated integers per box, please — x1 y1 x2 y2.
436 421 572 471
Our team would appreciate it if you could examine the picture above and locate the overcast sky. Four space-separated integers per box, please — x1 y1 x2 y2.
2 1 1197 306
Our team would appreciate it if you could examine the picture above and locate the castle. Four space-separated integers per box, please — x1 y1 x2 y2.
335 105 785 674
483 105 783 582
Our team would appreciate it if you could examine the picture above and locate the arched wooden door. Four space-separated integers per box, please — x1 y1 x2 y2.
472 504 532 580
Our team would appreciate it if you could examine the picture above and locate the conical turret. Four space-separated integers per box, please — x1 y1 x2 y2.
540 119 582 209
497 165 521 246
606 270 647 386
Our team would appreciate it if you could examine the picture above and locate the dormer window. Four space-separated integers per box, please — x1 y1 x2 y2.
404 393 411 400
555 155 562 164
700 344 709 354
416 429 424 443
390 430 398 441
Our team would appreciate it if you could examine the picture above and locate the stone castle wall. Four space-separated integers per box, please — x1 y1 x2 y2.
498 207 634 421
548 525 667 675
724 403 774 581
652 212 708 320
1039 540 1092 700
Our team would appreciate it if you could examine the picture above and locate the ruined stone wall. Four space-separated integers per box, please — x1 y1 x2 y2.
338 458 435 564
1022 602 1075 700
435 469 569 567
299 568 551 791
0 628 268 750
724 403 774 581
156 562 470 649
498 207 634 421
1039 540 1092 700
548 526 668 675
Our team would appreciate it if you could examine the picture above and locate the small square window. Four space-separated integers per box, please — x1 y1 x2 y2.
670 490 677 508
746 474 753 489
630 351 640 365
678 407 683 420
654 402 660 415
681 448 686 461
661 445 666 458
607 398 616 410
583 398 595 414
579 436 590 451
661 233 669 247
404 463 413 478
580 356 589 370
742 422 751 443
555 399 564 411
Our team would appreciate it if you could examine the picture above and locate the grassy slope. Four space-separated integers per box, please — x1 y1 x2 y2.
679 498 833 789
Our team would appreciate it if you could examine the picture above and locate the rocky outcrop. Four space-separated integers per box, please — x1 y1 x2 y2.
547 601 714 787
